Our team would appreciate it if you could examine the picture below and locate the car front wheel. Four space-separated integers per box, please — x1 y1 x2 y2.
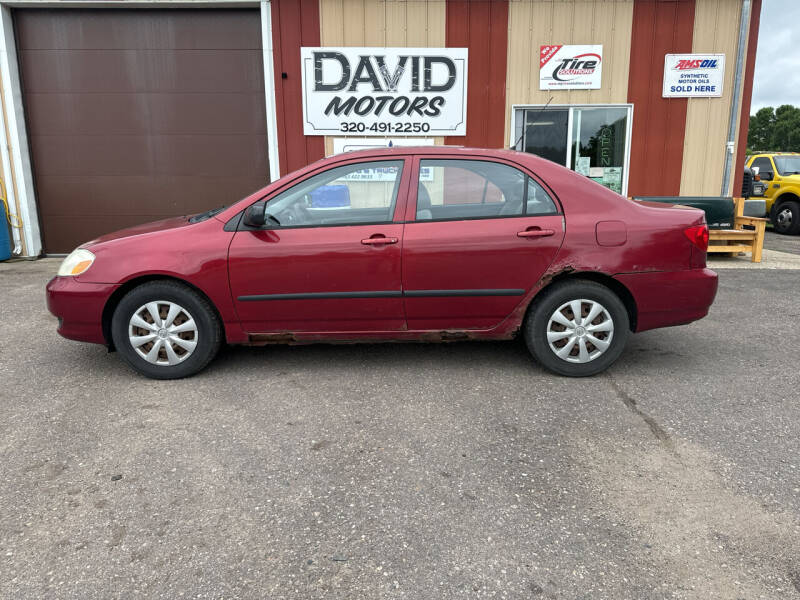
524 280 630 377
111 280 222 379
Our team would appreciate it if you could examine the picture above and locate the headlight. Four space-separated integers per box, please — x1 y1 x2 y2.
58 248 96 277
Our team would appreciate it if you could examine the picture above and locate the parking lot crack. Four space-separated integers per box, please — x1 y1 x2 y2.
606 375 675 453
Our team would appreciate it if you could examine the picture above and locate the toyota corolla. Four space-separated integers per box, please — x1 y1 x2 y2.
46 147 718 379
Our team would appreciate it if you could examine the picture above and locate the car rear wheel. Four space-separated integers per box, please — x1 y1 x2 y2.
772 200 800 235
524 280 630 377
111 280 222 379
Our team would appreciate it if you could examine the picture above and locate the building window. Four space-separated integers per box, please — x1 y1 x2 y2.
512 104 633 196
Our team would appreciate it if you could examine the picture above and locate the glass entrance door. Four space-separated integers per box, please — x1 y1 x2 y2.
569 107 629 194
514 104 632 196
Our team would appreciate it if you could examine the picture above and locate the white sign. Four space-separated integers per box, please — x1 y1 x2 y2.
576 156 591 176
331 138 435 181
663 54 725 97
540 45 603 90
301 47 468 137
332 137 434 155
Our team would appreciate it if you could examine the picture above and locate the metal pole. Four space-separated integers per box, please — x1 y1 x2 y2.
721 0 751 196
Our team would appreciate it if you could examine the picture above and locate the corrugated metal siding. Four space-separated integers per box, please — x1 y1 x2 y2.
272 0 325 176
627 0 695 198
318 0 446 154
680 0 744 196
504 0 634 145
320 0 445 46
444 0 508 148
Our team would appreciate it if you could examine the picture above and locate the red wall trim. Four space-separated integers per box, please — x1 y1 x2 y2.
627 0 696 197
445 0 509 148
271 0 325 176
733 0 762 196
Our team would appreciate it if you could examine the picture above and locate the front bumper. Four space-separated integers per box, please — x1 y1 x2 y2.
614 268 718 332
46 276 119 344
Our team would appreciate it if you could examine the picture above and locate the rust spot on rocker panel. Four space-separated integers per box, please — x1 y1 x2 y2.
244 330 503 346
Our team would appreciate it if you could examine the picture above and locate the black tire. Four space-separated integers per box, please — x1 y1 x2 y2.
111 280 222 379
771 200 800 235
523 280 630 377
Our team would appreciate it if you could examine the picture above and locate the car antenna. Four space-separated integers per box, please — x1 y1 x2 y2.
509 96 553 151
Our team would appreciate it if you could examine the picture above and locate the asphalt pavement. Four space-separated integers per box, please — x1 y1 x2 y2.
764 229 800 255
1 256 799 599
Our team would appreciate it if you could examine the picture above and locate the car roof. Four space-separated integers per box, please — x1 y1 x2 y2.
322 145 529 161
318 145 563 176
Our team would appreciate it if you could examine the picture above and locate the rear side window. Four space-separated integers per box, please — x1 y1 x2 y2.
527 178 559 215
416 159 526 221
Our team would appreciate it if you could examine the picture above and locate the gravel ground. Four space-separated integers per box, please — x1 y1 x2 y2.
1 259 799 599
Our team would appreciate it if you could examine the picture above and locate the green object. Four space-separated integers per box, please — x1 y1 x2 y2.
634 196 734 230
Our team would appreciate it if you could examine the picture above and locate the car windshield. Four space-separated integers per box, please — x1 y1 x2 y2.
774 156 800 175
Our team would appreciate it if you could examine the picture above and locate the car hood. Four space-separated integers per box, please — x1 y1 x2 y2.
82 216 192 247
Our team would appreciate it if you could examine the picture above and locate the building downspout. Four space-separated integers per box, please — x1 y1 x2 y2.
0 61 23 255
721 0 751 196
260 0 281 183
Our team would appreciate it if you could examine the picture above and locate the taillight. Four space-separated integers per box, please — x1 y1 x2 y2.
684 225 709 252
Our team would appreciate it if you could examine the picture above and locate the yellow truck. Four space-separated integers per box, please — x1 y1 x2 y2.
746 153 800 235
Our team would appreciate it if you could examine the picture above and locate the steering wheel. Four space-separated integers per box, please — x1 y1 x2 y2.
290 199 313 225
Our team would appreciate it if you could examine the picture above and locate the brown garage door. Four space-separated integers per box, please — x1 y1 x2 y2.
15 8 269 253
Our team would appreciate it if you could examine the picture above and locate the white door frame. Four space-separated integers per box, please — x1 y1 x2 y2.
510 103 634 197
0 0 280 257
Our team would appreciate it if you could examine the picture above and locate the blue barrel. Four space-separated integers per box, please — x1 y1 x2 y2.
310 184 350 208
0 218 11 261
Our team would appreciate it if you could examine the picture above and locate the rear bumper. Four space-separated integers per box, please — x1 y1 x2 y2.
46 276 118 344
614 268 718 333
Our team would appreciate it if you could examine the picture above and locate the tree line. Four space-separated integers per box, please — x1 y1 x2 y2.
747 105 800 153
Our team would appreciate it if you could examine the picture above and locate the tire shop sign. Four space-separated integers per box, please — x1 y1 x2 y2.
301 47 468 136
540 45 603 90
663 54 725 97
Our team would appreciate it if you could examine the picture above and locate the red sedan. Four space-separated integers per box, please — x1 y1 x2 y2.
46 147 717 379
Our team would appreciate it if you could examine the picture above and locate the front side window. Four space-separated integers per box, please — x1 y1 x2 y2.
265 160 403 227
773 156 800 176
416 159 526 221
751 157 775 179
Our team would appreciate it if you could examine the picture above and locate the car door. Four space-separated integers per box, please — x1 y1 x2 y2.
401 156 565 330
228 158 410 332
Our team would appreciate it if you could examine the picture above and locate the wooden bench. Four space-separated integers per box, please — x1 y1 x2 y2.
707 197 767 262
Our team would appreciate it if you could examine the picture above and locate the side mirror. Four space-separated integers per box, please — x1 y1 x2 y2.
762 171 774 181
243 201 266 228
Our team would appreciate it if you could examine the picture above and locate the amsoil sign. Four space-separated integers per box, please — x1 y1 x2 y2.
301 47 468 136
540 45 603 90
663 54 725 97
